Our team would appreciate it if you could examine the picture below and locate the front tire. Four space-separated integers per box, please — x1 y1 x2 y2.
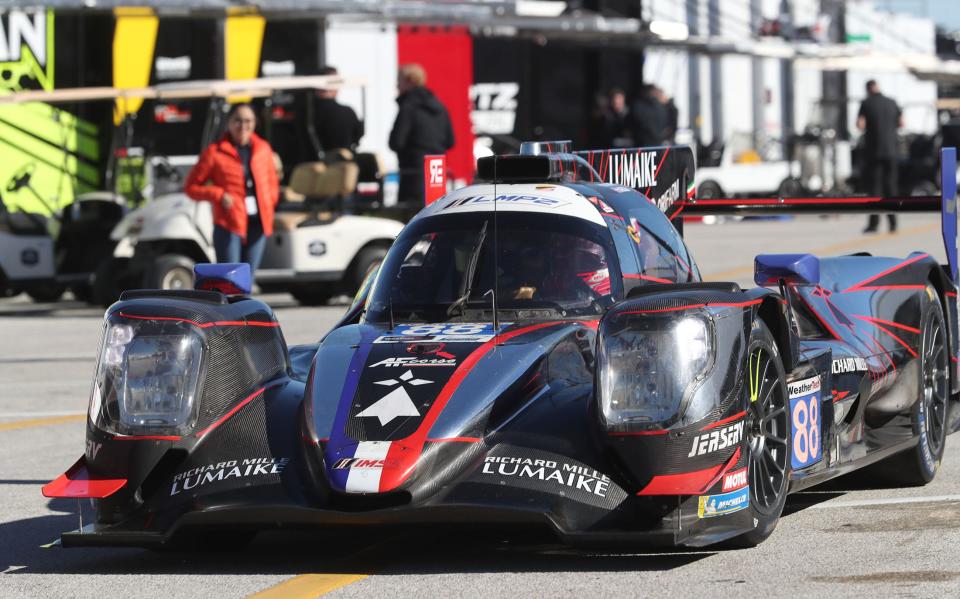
733 319 790 547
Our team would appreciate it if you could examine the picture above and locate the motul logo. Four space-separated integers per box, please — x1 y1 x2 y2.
722 467 748 492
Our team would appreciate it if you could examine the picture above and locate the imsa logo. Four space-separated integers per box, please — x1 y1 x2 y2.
687 420 745 458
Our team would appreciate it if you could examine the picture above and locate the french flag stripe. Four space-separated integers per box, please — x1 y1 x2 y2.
345 441 392 493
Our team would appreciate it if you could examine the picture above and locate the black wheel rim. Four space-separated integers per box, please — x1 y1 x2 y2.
922 310 948 456
746 347 788 512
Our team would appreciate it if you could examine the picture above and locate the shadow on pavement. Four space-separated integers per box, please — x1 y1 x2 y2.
1 507 714 577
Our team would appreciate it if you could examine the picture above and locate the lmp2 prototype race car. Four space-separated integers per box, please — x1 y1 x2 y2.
44 141 960 548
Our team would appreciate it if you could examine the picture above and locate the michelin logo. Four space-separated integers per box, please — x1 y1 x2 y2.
698 486 750 518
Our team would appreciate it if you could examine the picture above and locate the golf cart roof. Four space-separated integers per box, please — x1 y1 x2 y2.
0 74 366 105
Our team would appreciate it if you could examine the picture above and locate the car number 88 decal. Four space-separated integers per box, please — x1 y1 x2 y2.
787 376 822 469
373 323 510 344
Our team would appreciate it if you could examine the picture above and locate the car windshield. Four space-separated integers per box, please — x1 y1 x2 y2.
364 212 622 324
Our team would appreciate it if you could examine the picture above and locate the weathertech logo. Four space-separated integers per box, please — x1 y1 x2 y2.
722 467 748 492
687 421 745 457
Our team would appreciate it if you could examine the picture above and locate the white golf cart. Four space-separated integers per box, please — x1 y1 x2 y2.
102 76 402 305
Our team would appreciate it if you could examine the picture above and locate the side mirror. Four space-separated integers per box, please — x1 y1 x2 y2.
194 263 251 295
754 254 820 286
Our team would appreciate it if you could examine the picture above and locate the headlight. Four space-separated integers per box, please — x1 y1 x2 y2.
599 314 714 428
90 318 205 436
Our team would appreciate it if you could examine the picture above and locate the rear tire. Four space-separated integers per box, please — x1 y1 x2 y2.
69 282 93 303
347 245 388 294
777 177 803 198
876 285 947 486
290 283 335 306
26 283 65 303
145 254 195 290
92 257 132 307
731 319 790 548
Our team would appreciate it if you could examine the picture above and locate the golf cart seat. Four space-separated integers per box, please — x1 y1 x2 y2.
275 160 360 230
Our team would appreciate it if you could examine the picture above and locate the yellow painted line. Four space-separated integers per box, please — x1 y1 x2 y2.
248 573 368 599
703 222 938 281
0 414 85 432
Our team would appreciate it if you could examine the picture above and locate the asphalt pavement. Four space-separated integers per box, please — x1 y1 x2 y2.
2 214 959 598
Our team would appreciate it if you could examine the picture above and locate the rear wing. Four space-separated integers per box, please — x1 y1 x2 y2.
576 145 958 287
678 147 958 286
575 145 695 220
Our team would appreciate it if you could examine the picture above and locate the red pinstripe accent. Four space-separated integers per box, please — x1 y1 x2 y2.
842 254 929 293
117 312 278 329
623 273 673 284
669 202 686 220
643 147 670 197
378 321 565 492
701 410 747 431
425 437 481 443
795 290 842 341
851 314 920 334
636 447 742 496
619 299 762 315
946 291 958 298
832 390 850 402
193 380 284 438
866 321 918 358
112 435 181 441
863 331 897 374
688 197 881 205
608 429 668 436
578 319 600 330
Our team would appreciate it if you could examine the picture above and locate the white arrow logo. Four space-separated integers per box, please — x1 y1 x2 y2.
357 370 432 426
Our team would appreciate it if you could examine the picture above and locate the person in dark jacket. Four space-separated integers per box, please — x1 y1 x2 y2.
630 84 667 147
389 63 455 206
313 65 363 153
601 88 634 148
858 79 902 233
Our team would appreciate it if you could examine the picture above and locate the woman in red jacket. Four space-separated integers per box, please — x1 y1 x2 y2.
184 103 279 274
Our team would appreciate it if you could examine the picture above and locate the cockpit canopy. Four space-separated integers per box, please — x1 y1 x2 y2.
364 211 622 324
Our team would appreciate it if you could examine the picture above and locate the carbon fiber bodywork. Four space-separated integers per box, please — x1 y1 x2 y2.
51 151 960 550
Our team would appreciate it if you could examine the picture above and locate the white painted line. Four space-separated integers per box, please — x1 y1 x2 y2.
0 411 85 419
808 494 960 509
